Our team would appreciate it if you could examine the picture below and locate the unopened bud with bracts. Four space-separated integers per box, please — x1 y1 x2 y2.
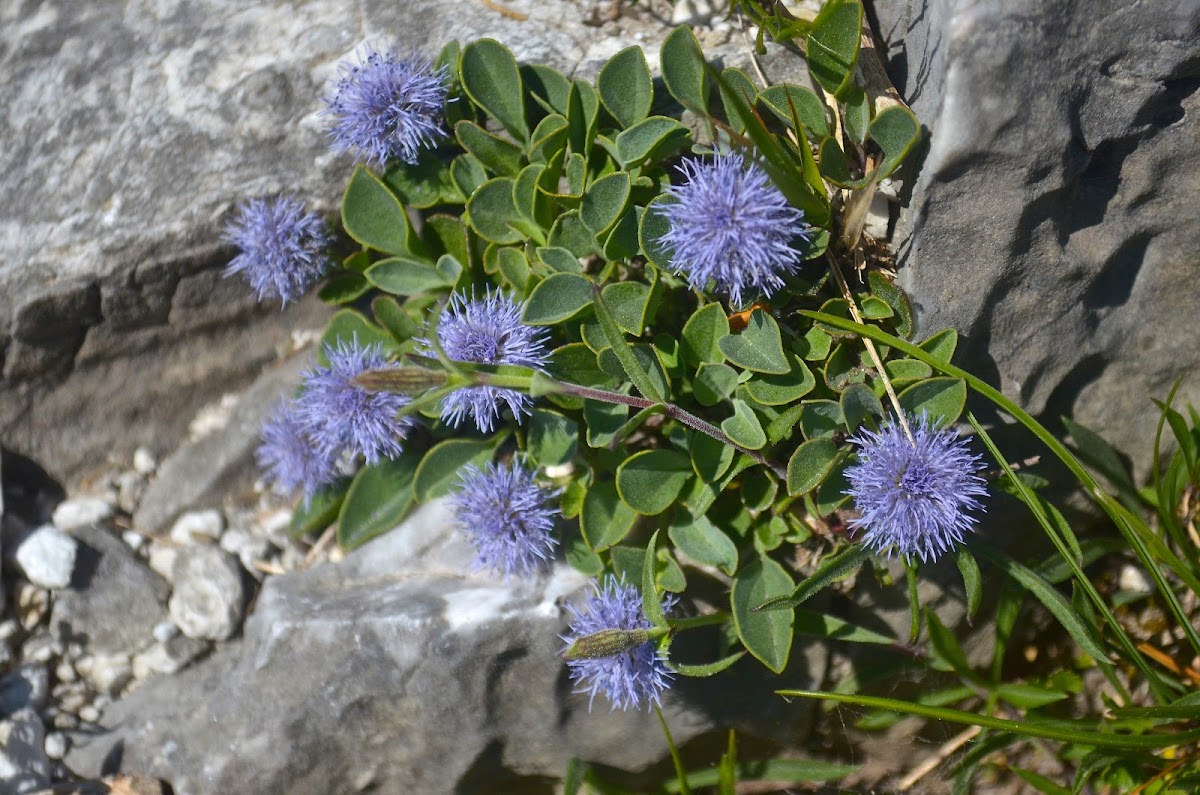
352 366 448 395
563 628 651 660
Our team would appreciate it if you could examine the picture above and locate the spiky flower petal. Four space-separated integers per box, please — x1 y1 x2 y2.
297 339 414 465
450 460 558 577
323 47 448 168
656 151 810 306
424 290 550 433
561 579 676 712
844 414 988 563
256 400 339 498
222 196 333 306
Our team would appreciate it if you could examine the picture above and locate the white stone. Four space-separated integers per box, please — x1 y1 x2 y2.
75 653 132 696
152 621 178 643
170 509 225 545
1119 564 1153 594
43 733 66 760
50 498 112 533
121 530 147 552
671 0 727 26
147 543 178 582
78 705 99 724
13 526 76 589
132 447 157 475
219 528 272 573
168 546 246 641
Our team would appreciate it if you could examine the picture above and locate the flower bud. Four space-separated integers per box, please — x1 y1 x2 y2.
563 628 650 660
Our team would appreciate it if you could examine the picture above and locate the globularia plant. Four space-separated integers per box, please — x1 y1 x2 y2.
223 1 1200 791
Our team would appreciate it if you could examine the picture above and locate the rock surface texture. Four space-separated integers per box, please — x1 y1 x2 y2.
65 501 826 794
872 0 1200 472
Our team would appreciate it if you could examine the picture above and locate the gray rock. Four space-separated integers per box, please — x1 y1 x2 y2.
0 708 50 794
168 546 246 641
873 0 1200 476
0 664 49 717
67 500 826 794
50 525 170 657
13 524 76 589
131 636 211 680
132 448 157 476
43 731 67 761
74 653 133 697
50 499 112 534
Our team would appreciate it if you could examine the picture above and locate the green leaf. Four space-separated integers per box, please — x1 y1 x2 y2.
867 271 913 338
451 153 488 198
843 85 870 144
1062 417 1137 497
616 449 692 515
693 362 739 406
584 397 628 448
806 0 863 96
614 116 690 169
565 525 605 575
382 153 461 208
566 80 599 157
722 399 767 450
459 39 528 141
548 209 598 257
859 295 893 319
594 289 664 401
732 556 795 673
598 45 653 128
341 165 422 257
897 377 967 428
670 651 745 678
529 113 570 163
289 478 350 538
1012 769 1071 795
869 105 922 179
680 303 729 367
523 63 572 116
756 545 869 612
320 308 394 354
522 272 594 325
670 513 739 574
642 529 667 628
336 452 419 550
580 171 631 236
639 194 675 270
717 67 757 134
527 408 578 467
758 84 830 137
799 400 844 439
793 610 896 645
840 383 884 430
535 246 583 274
601 281 652 335
744 354 816 405
690 431 735 482
412 437 498 501
995 683 1069 710
797 326 833 361
926 611 972 677
364 256 453 295
611 545 686 592
466 177 526 245
454 120 524 176
318 271 372 305
580 480 636 551
496 246 531 293
919 328 958 363
718 310 790 375
660 26 708 112
955 547 983 621
787 438 839 495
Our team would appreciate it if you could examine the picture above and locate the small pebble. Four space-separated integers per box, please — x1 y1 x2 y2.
43 732 67 760
169 510 224 545
1119 563 1153 594
16 588 49 631
147 543 177 582
115 471 145 514
133 447 157 475
14 526 77 589
168 547 246 641
121 530 148 553
78 705 99 724
53 660 75 684
51 498 112 533
20 633 59 664
75 653 132 696
0 621 18 644
151 622 178 643
220 529 272 574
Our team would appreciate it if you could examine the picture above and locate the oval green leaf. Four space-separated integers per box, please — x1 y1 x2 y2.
341 165 421 257
337 452 419 550
598 45 653 129
412 437 498 502
459 39 529 141
897 377 967 429
580 480 636 551
787 438 839 495
522 272 594 325
732 556 795 673
616 449 692 515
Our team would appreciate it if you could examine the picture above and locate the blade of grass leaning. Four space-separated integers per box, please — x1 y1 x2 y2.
593 285 664 402
775 690 1200 750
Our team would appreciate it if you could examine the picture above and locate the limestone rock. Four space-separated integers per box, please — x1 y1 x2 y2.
167 546 246 641
66 501 827 794
50 499 112 534
873 0 1200 476
13 524 76 589
0 707 50 794
50 525 170 657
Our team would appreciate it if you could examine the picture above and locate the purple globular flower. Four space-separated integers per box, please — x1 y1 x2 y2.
256 400 339 499
222 196 333 306
844 414 988 563
656 151 810 306
323 47 448 168
423 290 550 433
561 579 676 712
450 460 559 578
297 339 414 466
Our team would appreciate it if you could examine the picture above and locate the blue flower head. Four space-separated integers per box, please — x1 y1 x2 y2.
844 414 988 563
222 196 333 306
257 400 339 499
561 579 676 712
655 151 810 306
297 339 414 465
450 460 558 578
323 47 448 168
423 290 550 433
